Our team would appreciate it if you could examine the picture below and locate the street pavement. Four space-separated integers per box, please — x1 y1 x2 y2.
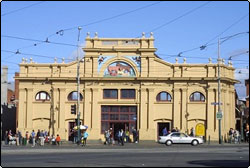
1 142 249 167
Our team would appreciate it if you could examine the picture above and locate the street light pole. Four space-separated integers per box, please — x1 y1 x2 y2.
76 27 82 144
217 38 222 144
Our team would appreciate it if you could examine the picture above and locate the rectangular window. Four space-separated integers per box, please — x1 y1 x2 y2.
120 114 129 120
110 114 119 120
121 89 135 99
101 106 137 134
110 106 119 113
103 89 118 99
101 106 109 113
129 106 137 113
101 114 109 120
120 106 129 113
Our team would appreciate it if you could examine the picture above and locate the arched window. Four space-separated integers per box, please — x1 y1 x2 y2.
156 92 172 101
190 92 205 102
35 91 50 101
68 91 83 101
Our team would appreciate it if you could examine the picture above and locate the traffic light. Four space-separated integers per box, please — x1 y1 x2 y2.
71 104 76 114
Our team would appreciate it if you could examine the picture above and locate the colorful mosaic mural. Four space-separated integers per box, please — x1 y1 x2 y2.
104 61 136 77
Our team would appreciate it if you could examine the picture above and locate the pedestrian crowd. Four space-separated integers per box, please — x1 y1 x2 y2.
4 129 62 147
104 127 139 146
228 128 249 144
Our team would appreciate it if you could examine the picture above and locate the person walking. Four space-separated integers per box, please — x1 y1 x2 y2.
82 131 89 146
36 129 41 146
132 127 137 143
109 128 114 145
18 131 22 146
104 130 110 145
56 134 61 146
73 129 77 144
119 129 125 146
31 130 36 147
162 127 168 136
125 129 130 143
25 131 29 146
40 130 45 146
189 128 195 137
4 130 9 145
16 132 19 146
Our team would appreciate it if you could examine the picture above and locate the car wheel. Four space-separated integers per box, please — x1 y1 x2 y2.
165 140 172 146
192 140 199 146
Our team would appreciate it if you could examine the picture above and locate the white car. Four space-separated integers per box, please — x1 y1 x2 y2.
158 132 204 146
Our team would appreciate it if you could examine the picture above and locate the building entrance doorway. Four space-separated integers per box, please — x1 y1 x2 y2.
110 122 129 140
158 122 170 137
68 122 76 142
101 106 137 140
68 120 81 141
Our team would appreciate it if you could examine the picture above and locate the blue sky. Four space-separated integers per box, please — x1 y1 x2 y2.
1 1 249 98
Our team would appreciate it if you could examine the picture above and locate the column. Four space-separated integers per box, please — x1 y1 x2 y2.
147 88 155 140
17 89 26 132
58 88 66 139
90 88 100 139
139 88 148 140
206 88 216 139
181 88 187 132
26 88 33 130
84 88 91 130
173 88 181 129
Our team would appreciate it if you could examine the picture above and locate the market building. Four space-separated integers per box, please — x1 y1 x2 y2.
16 33 238 142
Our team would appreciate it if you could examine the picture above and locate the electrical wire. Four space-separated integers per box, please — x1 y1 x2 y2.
2 35 78 47
54 1 163 33
204 13 249 46
2 2 162 55
1 1 46 16
162 31 249 58
1 50 74 61
143 1 212 36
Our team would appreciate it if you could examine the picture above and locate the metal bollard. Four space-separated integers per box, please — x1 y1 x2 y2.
208 135 210 145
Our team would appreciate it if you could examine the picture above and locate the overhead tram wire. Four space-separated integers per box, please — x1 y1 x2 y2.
158 31 249 60
1 50 74 61
130 1 212 39
3 1 163 55
202 13 249 47
2 35 78 47
51 1 163 34
1 1 46 16
148 11 248 58
143 1 212 37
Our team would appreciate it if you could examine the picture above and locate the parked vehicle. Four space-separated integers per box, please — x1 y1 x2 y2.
158 132 203 146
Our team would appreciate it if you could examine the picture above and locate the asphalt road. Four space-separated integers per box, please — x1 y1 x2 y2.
1 144 249 167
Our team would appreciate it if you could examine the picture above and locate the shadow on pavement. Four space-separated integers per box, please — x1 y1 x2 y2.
188 160 249 167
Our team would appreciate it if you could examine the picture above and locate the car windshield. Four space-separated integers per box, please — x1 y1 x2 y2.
180 133 187 137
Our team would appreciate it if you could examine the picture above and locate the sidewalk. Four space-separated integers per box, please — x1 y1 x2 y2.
2 140 249 148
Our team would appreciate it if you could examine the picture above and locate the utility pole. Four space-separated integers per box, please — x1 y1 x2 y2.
76 26 82 144
217 38 222 144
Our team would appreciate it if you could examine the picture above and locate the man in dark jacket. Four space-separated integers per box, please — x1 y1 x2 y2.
132 127 137 143
119 129 125 146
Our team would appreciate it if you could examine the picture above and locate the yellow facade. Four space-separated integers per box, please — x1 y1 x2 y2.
16 33 238 142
